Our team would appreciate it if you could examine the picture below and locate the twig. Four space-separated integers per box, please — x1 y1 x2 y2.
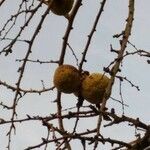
79 0 107 72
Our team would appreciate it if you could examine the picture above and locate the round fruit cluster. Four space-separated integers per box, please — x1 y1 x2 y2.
53 64 110 104
42 0 74 16
53 65 81 94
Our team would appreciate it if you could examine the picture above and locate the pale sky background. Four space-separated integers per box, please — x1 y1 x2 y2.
0 0 150 150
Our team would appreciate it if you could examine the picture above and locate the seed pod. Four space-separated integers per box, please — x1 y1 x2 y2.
53 64 81 94
81 73 110 104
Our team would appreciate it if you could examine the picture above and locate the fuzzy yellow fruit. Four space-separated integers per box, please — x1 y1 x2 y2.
49 0 74 16
53 64 81 94
81 73 110 104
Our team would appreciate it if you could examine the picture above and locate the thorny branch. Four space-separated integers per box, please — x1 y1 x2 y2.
0 0 150 150
1 0 54 149
56 0 83 149
94 0 135 149
79 0 107 72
